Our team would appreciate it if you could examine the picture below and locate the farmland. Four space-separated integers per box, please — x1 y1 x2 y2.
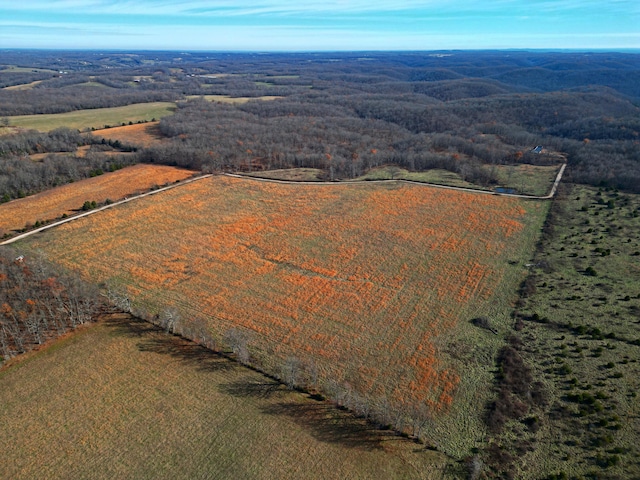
18 175 548 455
0 315 448 480
91 122 165 147
6 102 175 132
244 168 326 182
0 164 195 234
2 80 44 91
357 164 561 197
186 94 283 103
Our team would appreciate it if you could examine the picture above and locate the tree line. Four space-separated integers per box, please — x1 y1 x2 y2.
100 287 437 445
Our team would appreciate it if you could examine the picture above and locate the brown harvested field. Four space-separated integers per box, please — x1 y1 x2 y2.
0 164 195 233
19 176 548 455
0 315 447 479
91 121 166 147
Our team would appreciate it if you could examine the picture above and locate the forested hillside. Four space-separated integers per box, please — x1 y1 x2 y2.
2 50 639 197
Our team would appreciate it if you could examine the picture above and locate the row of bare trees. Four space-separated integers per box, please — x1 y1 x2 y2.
103 289 437 444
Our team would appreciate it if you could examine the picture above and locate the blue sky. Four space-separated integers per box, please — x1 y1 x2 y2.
1 1 639 51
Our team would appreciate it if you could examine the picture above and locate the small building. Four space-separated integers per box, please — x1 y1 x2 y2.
531 145 543 154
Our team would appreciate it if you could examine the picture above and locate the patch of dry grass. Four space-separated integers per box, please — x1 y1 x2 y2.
91 122 166 147
186 94 282 103
2 80 44 91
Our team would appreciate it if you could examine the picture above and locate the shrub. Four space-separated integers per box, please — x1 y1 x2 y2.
585 266 598 277
596 453 620 468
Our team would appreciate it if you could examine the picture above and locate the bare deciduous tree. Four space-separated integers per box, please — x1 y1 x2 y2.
407 401 432 440
160 307 180 334
466 455 483 480
102 286 131 313
281 356 301 389
224 327 252 364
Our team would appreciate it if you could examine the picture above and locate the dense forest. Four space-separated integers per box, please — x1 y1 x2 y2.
1 50 640 197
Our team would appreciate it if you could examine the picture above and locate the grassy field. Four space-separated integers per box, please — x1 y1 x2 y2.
512 185 640 478
356 167 485 189
186 94 282 103
0 164 195 234
357 164 561 196
0 65 57 73
6 102 176 132
493 164 562 197
18 176 548 457
244 168 326 181
91 122 166 147
2 80 44 91
0 315 449 480
72 81 113 88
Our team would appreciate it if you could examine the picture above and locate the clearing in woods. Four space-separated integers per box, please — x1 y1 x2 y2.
91 122 166 147
357 164 561 197
185 94 283 103
17 175 548 455
5 102 176 132
0 164 196 234
0 316 448 480
2 80 45 91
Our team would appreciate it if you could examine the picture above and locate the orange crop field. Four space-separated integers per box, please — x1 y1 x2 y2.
91 122 165 147
19 176 548 454
0 164 195 234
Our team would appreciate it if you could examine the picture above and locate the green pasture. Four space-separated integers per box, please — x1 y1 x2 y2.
512 184 640 478
6 102 176 132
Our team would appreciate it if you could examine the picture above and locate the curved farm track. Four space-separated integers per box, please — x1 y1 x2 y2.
226 163 566 200
2 165 565 246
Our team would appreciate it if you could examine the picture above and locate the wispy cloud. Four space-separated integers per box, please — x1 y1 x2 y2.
1 1 638 50
3 1 639 18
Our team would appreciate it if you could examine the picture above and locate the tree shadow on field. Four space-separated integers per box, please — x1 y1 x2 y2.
102 314 235 373
261 401 393 451
104 315 405 451
219 376 285 399
220 378 394 451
